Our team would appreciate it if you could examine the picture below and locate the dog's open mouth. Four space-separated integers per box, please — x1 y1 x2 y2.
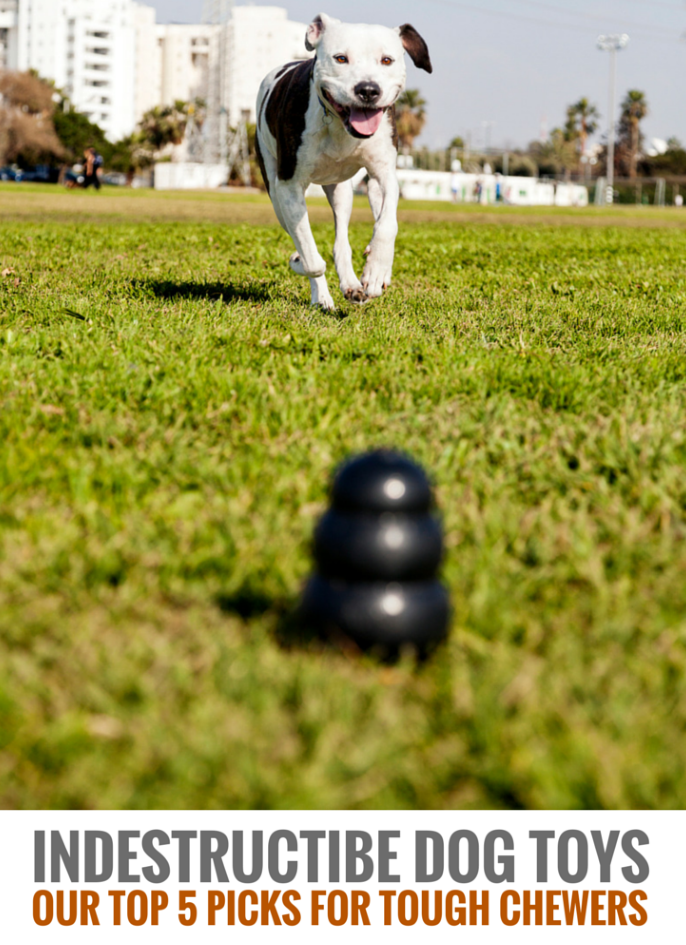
323 90 384 138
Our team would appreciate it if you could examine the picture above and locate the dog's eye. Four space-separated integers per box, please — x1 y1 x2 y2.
334 55 349 64
381 56 394 66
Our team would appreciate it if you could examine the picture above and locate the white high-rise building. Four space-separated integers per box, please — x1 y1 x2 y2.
10 0 149 141
0 0 18 72
155 24 213 111
1 2 311 143
133 2 160 122
222 6 309 125
146 7 310 126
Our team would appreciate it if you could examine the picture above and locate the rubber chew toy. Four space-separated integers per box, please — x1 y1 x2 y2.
302 450 450 653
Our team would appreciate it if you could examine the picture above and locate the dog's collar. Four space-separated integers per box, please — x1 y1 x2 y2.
318 94 334 126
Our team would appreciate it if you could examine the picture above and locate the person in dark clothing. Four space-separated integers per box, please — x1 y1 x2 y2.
83 147 102 190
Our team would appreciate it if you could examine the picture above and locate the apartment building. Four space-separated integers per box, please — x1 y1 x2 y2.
155 24 213 109
9 0 140 140
0 0 17 72
2 2 310 141
222 6 309 124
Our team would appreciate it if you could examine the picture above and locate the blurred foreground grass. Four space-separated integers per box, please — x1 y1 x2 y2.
1 186 685 809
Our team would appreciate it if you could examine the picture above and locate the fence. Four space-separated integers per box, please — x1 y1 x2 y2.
589 178 684 206
393 170 588 207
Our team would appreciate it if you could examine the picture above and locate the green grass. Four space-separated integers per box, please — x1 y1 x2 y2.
1 185 686 810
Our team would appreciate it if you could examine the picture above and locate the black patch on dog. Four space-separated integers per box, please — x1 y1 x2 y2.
399 24 433 73
265 58 315 182
305 14 324 52
254 132 270 195
275 62 298 80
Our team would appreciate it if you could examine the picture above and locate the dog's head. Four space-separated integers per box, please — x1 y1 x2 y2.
305 14 432 139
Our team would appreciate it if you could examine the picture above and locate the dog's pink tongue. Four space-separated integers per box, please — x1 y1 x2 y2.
349 107 384 136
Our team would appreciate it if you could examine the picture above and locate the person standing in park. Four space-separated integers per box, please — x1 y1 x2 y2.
83 147 102 190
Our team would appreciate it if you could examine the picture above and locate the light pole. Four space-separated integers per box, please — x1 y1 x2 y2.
597 33 629 205
202 0 234 165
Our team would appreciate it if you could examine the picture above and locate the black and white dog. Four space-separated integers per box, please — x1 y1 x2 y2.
255 14 432 309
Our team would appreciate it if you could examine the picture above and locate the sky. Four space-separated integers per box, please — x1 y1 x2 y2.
148 0 686 151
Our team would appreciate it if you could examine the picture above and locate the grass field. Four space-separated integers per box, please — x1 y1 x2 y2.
1 184 686 810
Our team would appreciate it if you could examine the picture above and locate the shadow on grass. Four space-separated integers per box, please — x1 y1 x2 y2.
214 586 439 663
132 278 278 304
215 589 286 620
132 278 352 319
214 587 324 650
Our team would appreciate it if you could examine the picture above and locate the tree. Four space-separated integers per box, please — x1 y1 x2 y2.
550 128 578 179
137 100 202 152
87 99 206 185
643 144 686 177
529 128 577 179
52 101 111 163
494 152 537 177
564 97 599 170
103 133 154 184
618 89 648 179
395 89 427 154
0 71 65 166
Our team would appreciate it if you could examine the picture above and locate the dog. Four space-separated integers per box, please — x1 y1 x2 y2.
255 13 432 309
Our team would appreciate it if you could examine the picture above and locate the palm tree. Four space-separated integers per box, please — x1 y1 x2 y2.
565 97 599 170
619 90 648 179
395 89 427 154
548 127 578 180
138 102 190 152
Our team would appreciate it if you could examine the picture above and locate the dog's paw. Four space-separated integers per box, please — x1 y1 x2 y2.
310 281 336 310
343 286 368 304
313 294 336 311
362 263 392 299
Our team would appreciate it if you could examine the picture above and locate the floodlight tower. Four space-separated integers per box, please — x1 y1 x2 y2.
202 0 232 21
202 0 234 165
597 33 629 205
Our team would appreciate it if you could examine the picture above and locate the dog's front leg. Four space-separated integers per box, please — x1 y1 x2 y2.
361 168 399 299
273 179 335 311
324 182 365 303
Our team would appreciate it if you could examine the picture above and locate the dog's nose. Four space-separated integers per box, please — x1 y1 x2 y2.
354 82 382 105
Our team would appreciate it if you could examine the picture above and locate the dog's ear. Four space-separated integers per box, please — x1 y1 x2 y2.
306 13 337 51
398 24 433 73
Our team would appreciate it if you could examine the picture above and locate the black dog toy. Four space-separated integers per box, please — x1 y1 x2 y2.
301 450 450 653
